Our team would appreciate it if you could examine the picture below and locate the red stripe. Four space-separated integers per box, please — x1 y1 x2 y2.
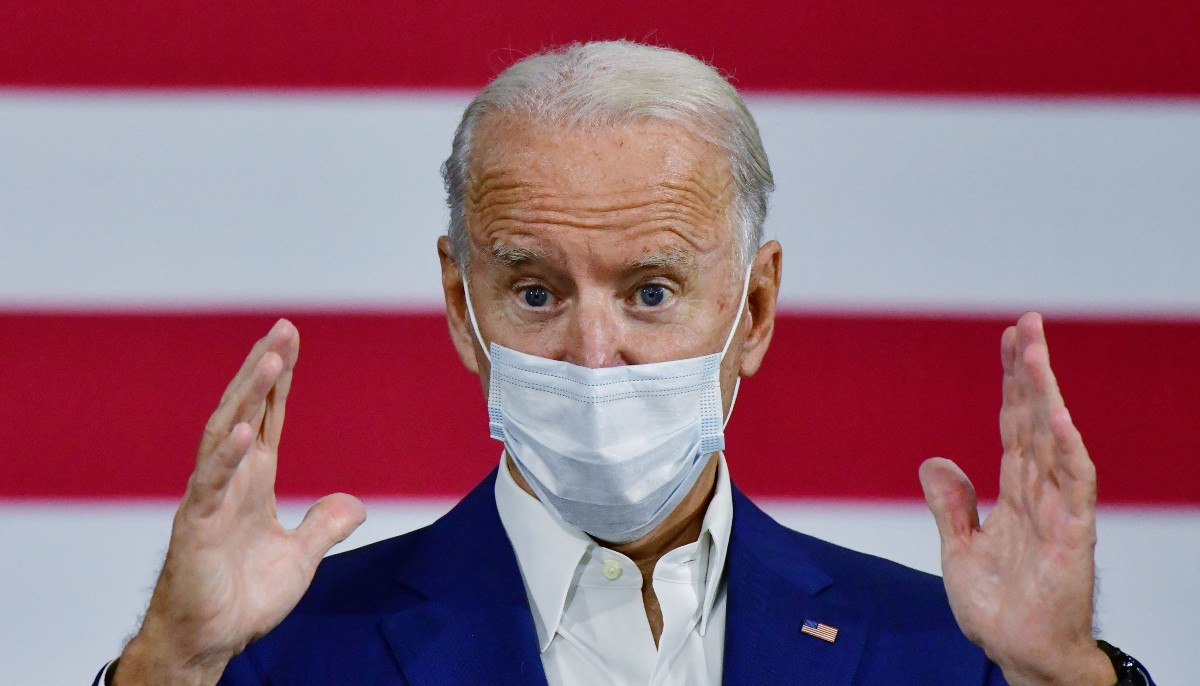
2 1 1198 95
2 311 1196 503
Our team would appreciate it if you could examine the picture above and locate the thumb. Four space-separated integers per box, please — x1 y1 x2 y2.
296 492 367 563
919 457 980 548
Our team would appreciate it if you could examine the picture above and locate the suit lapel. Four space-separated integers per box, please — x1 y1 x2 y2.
375 474 869 685
380 593 547 686
379 472 549 686
723 488 868 686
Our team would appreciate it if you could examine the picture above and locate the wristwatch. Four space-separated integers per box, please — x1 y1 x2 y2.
1096 640 1152 686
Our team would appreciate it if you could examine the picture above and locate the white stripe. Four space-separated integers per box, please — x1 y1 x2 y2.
755 97 1200 315
2 499 1194 684
2 92 1198 313
0 92 461 309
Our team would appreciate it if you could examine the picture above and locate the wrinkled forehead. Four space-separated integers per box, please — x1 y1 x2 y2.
463 113 739 261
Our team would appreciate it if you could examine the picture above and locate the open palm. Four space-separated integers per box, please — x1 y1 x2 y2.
116 321 365 685
920 313 1114 686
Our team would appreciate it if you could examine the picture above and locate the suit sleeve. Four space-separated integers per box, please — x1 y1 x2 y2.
217 652 266 686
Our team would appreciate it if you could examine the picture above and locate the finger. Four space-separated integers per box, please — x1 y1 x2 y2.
198 320 297 457
1000 321 1019 370
294 493 367 564
996 441 1033 515
261 323 300 448
1009 314 1061 458
1000 321 1017 368
1014 312 1066 415
1014 317 1089 510
999 324 1021 449
919 457 980 550
199 349 285 465
1007 314 1099 522
1018 341 1059 486
208 349 284 450
231 319 298 398
185 421 255 516
1049 406 1098 518
997 323 1041 514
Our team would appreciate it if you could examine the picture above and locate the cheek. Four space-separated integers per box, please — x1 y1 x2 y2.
718 348 743 417
721 336 743 378
478 307 571 358
476 355 491 397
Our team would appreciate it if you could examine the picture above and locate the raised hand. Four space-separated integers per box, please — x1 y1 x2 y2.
114 320 366 686
919 312 1115 686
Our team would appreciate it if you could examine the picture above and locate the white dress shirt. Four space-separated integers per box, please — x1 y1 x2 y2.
494 452 733 686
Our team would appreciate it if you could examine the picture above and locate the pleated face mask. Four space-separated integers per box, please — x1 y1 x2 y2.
463 262 751 543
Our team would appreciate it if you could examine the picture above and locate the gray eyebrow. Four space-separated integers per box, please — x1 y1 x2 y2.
488 241 698 272
489 241 550 267
627 248 698 272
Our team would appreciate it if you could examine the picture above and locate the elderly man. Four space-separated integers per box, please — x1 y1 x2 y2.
98 42 1151 685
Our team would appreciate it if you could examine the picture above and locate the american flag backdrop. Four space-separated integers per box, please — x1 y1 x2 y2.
1 2 1198 683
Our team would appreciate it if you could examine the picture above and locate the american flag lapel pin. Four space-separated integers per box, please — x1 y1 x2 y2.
801 619 838 643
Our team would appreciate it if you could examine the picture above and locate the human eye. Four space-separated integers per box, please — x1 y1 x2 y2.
519 284 554 308
636 283 670 307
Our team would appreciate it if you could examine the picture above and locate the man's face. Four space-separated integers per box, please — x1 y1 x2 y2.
440 114 780 414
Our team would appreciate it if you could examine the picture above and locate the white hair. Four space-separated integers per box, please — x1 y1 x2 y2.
440 40 774 271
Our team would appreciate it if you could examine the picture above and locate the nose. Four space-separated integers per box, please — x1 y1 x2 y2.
563 292 624 368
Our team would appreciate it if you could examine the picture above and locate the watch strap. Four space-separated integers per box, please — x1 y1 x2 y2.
1096 639 1153 686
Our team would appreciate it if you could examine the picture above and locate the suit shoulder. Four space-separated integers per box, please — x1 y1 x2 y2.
791 526 944 593
733 492 953 625
792 528 966 641
293 523 432 614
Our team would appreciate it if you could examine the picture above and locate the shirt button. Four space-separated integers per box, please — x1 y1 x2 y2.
602 559 623 580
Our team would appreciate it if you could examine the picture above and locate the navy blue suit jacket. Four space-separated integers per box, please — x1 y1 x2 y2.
200 470 1005 685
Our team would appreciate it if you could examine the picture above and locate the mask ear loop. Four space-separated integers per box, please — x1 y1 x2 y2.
461 272 492 363
720 260 755 428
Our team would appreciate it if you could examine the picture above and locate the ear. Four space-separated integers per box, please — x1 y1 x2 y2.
438 235 481 375
737 240 782 377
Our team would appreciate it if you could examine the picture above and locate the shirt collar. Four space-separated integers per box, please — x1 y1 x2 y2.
494 452 594 651
698 452 733 635
494 451 734 650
